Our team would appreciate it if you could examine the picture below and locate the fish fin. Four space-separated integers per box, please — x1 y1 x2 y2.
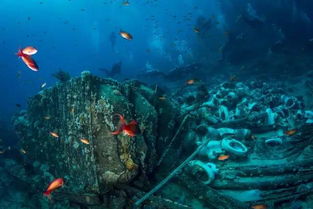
112 130 121 135
115 113 125 124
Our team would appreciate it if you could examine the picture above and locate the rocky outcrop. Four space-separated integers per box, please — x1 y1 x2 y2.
13 72 178 207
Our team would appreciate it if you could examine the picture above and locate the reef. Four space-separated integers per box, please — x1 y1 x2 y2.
11 73 313 209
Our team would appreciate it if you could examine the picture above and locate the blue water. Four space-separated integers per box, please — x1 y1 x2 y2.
0 0 216 122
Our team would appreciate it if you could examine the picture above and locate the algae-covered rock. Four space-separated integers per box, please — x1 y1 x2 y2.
13 72 178 200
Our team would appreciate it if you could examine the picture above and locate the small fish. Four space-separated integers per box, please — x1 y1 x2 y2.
41 82 47 88
186 79 198 85
251 204 267 209
80 138 90 144
50 132 59 138
158 96 167 100
0 149 5 154
20 148 27 154
285 129 297 136
17 48 39 71
119 31 133 40
193 27 200 33
43 178 64 198
218 155 230 161
16 104 21 108
44 115 51 120
112 114 137 137
22 46 38 55
251 135 257 140
122 1 130 6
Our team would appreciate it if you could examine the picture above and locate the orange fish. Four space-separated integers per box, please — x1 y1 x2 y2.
285 129 297 136
17 48 39 71
43 178 64 197
22 46 38 55
112 114 137 137
186 79 198 85
251 204 267 209
50 132 59 138
120 31 133 40
218 155 230 161
80 138 90 144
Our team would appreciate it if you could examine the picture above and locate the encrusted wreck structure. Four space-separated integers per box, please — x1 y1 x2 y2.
13 71 178 208
176 80 313 209
12 73 313 209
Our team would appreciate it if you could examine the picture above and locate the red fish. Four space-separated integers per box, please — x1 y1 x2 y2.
43 178 64 197
17 48 39 71
22 46 38 55
112 114 137 137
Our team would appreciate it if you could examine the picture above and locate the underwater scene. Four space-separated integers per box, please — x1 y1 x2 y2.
1 0 313 209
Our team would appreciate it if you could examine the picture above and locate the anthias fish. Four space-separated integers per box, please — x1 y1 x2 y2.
44 115 51 120
285 129 297 136
186 79 198 85
17 47 39 71
43 178 64 197
80 138 90 144
218 155 230 161
22 46 38 55
251 204 267 209
158 96 167 100
20 148 27 154
120 31 133 40
112 114 137 137
41 82 47 88
50 132 59 138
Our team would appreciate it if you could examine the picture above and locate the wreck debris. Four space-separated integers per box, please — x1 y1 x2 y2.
157 114 189 166
134 140 208 207
13 72 179 208
11 72 313 208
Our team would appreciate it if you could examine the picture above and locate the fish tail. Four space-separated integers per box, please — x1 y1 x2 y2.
16 49 23 57
43 190 51 197
129 120 137 125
